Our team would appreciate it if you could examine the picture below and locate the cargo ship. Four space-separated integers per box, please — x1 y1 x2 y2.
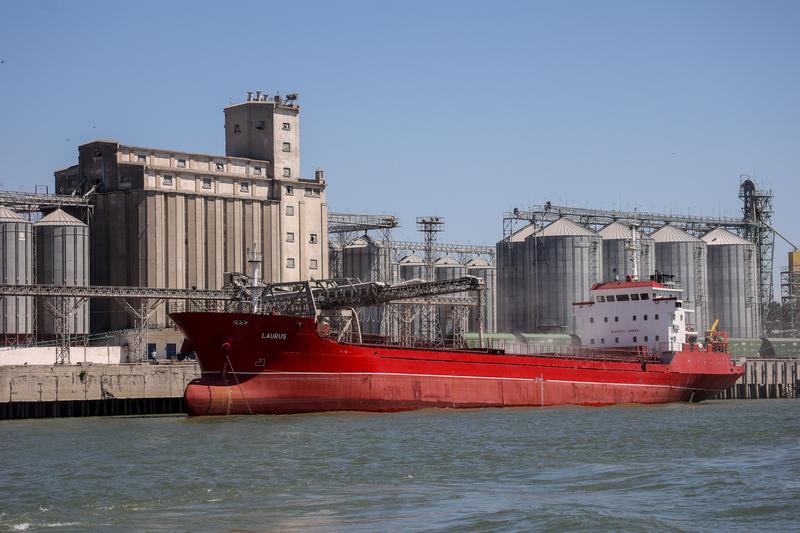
170 275 743 416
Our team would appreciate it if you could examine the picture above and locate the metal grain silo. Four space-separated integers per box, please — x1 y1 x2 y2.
701 228 760 338
496 224 536 333
598 221 655 282
34 209 89 338
341 236 390 335
525 217 601 334
398 253 425 282
397 254 426 339
435 256 469 337
0 206 33 343
652 224 708 333
467 257 497 333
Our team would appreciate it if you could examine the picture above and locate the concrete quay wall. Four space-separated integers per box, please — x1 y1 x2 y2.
0 363 199 419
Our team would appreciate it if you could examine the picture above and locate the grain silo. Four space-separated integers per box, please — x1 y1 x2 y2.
341 236 390 335
398 253 425 282
0 206 33 344
466 257 497 333
34 209 90 337
525 217 601 334
435 256 469 337
652 224 708 333
598 221 655 282
496 224 536 333
396 254 426 340
701 228 760 338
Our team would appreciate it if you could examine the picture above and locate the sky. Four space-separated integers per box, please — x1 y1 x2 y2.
0 1 798 278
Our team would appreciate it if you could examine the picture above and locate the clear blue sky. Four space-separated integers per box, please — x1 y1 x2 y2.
1 1 798 268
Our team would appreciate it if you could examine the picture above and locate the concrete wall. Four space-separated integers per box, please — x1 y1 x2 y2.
0 346 122 366
0 363 199 403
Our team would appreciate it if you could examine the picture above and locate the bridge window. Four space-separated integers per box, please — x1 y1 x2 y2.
631 294 640 301
596 296 605 302
606 295 615 302
617 294 630 301
640 293 649 300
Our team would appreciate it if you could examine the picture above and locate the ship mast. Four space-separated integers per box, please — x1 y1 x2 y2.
626 223 641 281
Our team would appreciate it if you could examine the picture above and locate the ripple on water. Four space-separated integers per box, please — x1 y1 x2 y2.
0 401 798 532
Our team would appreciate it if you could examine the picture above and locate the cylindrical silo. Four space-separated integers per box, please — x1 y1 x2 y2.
435 256 469 337
398 254 425 339
328 242 342 278
525 217 602 334
467 257 497 334
496 224 536 333
35 209 90 338
701 228 760 338
652 224 708 333
399 253 425 282
598 221 656 282
0 206 33 344
341 236 389 335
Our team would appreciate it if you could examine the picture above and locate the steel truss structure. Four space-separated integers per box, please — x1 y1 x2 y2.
0 190 94 222
0 277 482 363
781 270 800 337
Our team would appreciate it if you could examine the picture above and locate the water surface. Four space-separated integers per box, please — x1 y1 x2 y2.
1 401 799 532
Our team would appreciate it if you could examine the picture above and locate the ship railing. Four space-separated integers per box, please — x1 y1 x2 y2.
169 300 255 314
494 343 661 362
323 332 661 363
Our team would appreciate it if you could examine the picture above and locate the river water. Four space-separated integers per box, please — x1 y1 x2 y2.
1 400 799 532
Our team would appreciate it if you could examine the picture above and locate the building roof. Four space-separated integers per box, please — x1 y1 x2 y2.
651 224 700 243
81 139 273 166
34 209 86 227
538 217 597 237
598 221 632 240
508 223 537 242
0 206 26 223
466 257 493 268
399 254 424 264
434 256 461 266
701 227 753 246
346 235 384 248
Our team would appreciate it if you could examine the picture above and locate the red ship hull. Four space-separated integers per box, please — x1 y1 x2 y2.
170 312 743 416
